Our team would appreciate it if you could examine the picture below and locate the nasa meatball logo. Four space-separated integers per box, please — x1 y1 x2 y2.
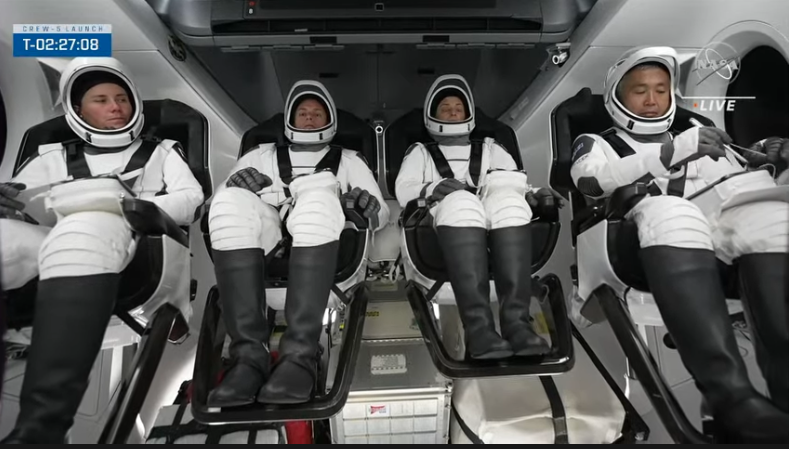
687 41 748 113
693 41 742 86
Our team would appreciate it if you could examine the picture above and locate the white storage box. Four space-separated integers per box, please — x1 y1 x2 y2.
330 338 452 444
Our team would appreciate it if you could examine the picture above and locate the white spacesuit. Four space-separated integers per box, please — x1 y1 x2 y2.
570 46 789 443
206 80 388 407
0 57 204 444
395 74 558 360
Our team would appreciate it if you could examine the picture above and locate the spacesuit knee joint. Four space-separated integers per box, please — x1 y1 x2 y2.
209 187 281 251
629 196 713 250
38 211 134 279
0 220 49 290
434 190 486 228
287 173 344 247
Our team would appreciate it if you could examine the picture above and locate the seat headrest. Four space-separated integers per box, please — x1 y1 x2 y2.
384 107 521 195
15 99 212 198
550 87 715 193
239 109 377 176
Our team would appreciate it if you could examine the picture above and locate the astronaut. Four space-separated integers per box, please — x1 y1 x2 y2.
0 57 205 443
395 74 562 360
570 46 789 443
206 80 388 407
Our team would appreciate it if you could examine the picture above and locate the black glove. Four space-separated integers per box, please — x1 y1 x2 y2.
526 187 565 212
696 127 733 161
0 182 26 220
429 178 466 202
226 167 273 193
342 187 381 227
742 137 789 171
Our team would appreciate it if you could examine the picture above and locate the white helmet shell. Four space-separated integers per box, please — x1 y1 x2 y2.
284 80 337 145
60 57 144 148
604 46 679 135
424 74 475 137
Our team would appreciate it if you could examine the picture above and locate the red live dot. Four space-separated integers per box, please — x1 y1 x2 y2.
249 1 255 5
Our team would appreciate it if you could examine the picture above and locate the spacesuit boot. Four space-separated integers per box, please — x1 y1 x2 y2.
1 274 118 444
437 226 514 360
207 248 270 408
257 241 339 405
640 246 789 444
490 224 550 356
738 253 789 413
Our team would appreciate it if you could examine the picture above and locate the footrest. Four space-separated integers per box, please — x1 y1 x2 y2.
190 286 369 423
406 274 574 379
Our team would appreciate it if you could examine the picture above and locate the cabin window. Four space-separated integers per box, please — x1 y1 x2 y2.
725 45 789 146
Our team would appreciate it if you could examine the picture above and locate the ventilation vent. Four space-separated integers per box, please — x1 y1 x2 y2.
213 17 541 35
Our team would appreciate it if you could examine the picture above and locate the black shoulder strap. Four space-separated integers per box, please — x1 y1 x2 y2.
469 139 484 187
315 144 343 176
424 141 455 180
664 132 687 197
600 129 636 158
65 139 91 180
277 143 343 199
277 143 343 185
602 129 687 197
65 137 161 181
276 143 293 185
121 138 161 189
124 137 160 174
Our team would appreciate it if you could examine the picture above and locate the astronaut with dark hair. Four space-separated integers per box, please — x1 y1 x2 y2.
0 57 204 443
570 46 789 443
395 74 562 360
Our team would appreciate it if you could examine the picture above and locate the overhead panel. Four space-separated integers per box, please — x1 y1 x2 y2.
151 0 582 49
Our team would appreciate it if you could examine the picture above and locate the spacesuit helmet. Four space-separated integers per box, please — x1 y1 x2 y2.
284 80 338 146
424 74 476 137
60 57 145 148
604 46 680 135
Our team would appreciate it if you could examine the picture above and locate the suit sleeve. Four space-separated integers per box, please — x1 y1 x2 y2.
148 142 206 225
11 145 64 188
487 141 519 171
569 134 666 199
394 143 433 208
11 156 52 189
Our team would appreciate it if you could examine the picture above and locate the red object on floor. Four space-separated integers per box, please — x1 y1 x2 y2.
285 421 313 444
183 350 312 443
